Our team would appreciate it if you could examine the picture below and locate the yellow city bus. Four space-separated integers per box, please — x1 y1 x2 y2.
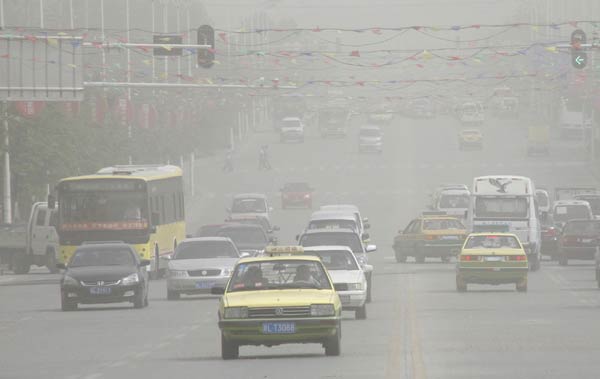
55 165 186 277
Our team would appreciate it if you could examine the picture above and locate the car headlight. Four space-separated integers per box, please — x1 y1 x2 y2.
221 268 232 277
62 275 79 286
224 306 248 319
310 304 335 317
168 269 188 278
346 283 363 291
121 273 140 286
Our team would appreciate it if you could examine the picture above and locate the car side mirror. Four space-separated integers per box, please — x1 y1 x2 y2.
211 286 226 295
269 236 278 244
239 252 251 258
362 233 370 241
364 223 371 230
139 259 151 267
295 234 300 241
366 244 377 253
56 263 66 270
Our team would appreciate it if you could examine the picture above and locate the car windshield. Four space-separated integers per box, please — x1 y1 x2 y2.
305 250 359 270
227 260 332 292
474 197 528 218
439 194 470 208
300 232 363 253
464 235 521 249
308 219 358 232
423 219 464 230
69 247 135 267
282 119 301 128
283 183 310 192
218 228 267 245
195 225 223 237
554 205 591 222
231 198 267 213
174 241 239 259
229 218 270 232
563 221 600 236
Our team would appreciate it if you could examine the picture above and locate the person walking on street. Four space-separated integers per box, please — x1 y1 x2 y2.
259 145 272 170
223 148 234 172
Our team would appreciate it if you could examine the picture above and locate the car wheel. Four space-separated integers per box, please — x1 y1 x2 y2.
394 249 407 263
516 278 528 292
134 290 145 309
456 275 467 292
61 294 77 311
167 290 180 301
324 324 341 356
365 274 372 303
221 333 239 360
355 305 367 320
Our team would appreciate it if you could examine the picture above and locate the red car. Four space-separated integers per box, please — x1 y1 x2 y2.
281 182 313 209
558 219 600 266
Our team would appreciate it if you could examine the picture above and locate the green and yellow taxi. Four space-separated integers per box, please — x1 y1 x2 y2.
458 128 483 150
393 214 467 263
456 233 528 292
212 246 342 359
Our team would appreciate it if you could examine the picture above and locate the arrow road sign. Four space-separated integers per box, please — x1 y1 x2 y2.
572 52 588 69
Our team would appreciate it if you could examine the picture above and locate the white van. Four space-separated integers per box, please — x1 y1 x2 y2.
319 204 369 239
435 189 471 219
468 175 541 270
552 200 593 229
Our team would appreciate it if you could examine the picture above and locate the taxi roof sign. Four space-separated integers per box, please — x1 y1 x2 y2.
264 245 305 256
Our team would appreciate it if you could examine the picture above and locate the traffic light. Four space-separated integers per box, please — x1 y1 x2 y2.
197 25 215 69
571 29 587 70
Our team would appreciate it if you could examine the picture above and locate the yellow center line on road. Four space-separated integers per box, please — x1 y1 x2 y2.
385 274 427 379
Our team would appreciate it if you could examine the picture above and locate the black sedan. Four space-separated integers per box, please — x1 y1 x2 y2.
57 242 150 311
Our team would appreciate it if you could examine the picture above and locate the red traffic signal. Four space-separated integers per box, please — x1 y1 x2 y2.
570 29 587 69
197 25 215 69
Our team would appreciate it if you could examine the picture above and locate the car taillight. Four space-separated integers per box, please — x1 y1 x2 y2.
508 255 527 261
543 227 557 237
460 255 480 261
304 194 311 199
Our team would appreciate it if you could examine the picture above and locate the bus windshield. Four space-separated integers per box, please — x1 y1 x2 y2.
474 197 528 219
60 191 148 230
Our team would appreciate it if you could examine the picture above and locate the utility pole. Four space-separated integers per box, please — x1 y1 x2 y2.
126 0 133 164
2 102 10 224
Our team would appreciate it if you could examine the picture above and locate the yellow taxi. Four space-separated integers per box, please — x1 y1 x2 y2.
456 233 528 292
458 128 483 150
393 214 467 263
212 246 342 359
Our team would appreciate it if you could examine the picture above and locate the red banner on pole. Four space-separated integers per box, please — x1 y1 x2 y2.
91 95 107 126
136 103 157 129
15 101 45 118
115 98 133 127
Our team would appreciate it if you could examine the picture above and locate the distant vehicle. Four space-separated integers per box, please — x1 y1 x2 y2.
574 194 600 218
491 95 519 119
406 98 435 119
526 125 550 156
458 102 485 126
559 97 592 139
552 200 593 230
319 204 370 240
227 215 280 236
279 117 305 143
458 129 483 150
456 233 528 292
393 215 467 263
57 242 150 311
536 189 551 216
195 224 227 237
228 193 273 223
430 184 470 210
358 125 383 153
367 106 394 124
434 189 471 219
281 182 313 209
317 107 350 137
298 228 376 302
303 246 368 319
557 220 600 266
468 176 541 270
216 223 274 257
0 202 58 274
307 210 361 235
56 165 186 279
166 237 242 300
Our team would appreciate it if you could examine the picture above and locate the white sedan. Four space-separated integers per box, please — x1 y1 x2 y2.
303 246 368 319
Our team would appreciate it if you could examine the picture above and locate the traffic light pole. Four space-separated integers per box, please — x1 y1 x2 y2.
3 101 11 224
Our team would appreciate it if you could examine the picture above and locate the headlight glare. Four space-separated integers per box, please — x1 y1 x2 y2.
310 304 335 317
224 306 248 319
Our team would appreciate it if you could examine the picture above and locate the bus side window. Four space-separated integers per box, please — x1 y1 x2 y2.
36 209 47 226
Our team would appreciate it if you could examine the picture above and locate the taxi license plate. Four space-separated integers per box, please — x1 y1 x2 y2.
195 282 214 289
90 287 111 295
262 322 296 334
484 256 503 262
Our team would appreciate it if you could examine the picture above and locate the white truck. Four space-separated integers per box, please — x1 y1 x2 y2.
467 176 542 271
0 202 59 274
